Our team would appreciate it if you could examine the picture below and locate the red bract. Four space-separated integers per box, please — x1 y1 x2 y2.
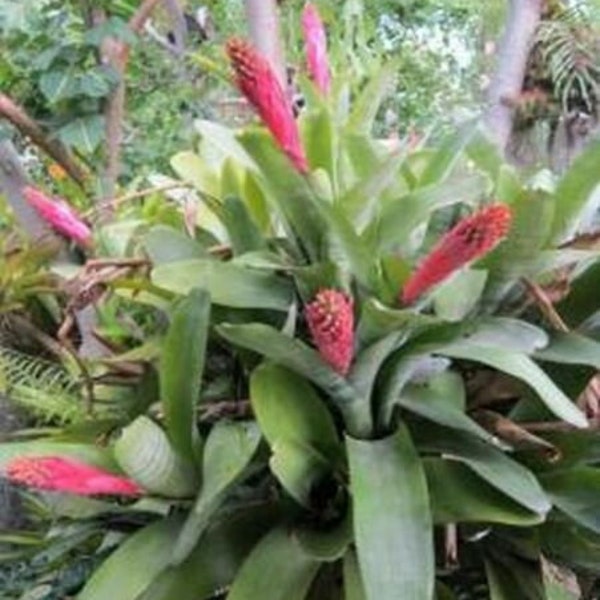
401 203 512 304
23 186 92 246
302 3 331 95
226 38 308 173
6 456 142 497
305 289 354 375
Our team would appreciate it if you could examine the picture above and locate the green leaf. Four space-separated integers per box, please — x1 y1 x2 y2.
424 458 544 526
301 108 336 183
368 175 487 254
440 342 588 428
195 119 256 170
227 527 320 600
140 504 280 600
542 467 600 534
238 129 325 260
343 549 367 600
347 60 398 133
485 556 545 600
250 363 341 462
114 416 198 498
79 516 183 600
152 259 293 311
549 138 600 243
433 269 487 321
57 114 105 154
161 288 210 459
535 332 600 368
143 226 207 264
39 68 78 103
170 151 220 198
220 196 266 255
347 424 434 600
462 318 549 354
172 421 261 564
217 323 367 434
295 514 352 562
270 439 331 506
417 425 551 515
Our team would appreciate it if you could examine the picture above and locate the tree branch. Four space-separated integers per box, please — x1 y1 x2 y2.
0 93 88 186
483 0 543 154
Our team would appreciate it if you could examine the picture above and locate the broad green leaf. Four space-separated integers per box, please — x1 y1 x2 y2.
0 441 116 471
440 342 587 427
114 416 198 498
295 514 352 562
170 151 220 197
217 323 368 435
433 269 487 321
347 60 398 133
368 175 487 253
195 119 255 170
238 129 325 260
152 259 293 311
79 516 183 600
416 425 551 514
343 549 367 600
227 527 320 600
143 226 207 264
347 424 434 600
270 439 331 506
463 317 549 354
340 148 407 229
250 363 341 462
549 138 600 243
39 68 78 103
424 458 544 526
140 504 280 600
466 129 503 180
541 467 600 534
172 421 261 564
535 332 600 368
221 196 266 255
161 288 210 459
485 556 545 600
57 114 105 154
301 108 336 184
397 381 500 445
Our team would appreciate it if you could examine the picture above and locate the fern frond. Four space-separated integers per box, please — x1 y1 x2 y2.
0 346 87 424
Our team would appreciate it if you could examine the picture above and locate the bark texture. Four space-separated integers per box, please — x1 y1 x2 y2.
483 0 544 154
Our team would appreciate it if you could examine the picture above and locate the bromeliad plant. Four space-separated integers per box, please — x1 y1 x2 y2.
6 3 600 599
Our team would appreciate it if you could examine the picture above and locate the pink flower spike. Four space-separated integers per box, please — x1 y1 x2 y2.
401 203 512 305
302 3 331 95
305 289 354 375
226 38 309 173
23 186 92 246
5 456 142 497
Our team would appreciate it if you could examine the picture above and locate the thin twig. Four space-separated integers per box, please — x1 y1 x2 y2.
0 93 88 186
521 277 569 332
199 400 252 422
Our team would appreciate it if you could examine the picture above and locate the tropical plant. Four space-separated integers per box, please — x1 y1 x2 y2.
5 3 600 600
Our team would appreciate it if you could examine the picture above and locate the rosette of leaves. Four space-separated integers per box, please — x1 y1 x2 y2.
6 31 600 600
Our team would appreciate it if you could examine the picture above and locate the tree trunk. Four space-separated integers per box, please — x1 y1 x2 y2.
483 0 544 154
244 0 286 88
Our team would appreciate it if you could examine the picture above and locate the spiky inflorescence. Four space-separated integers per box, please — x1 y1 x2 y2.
226 38 308 173
6 456 142 496
401 203 512 304
22 186 92 246
305 289 354 375
302 3 331 95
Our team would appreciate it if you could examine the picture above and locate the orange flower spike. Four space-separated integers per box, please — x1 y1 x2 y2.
226 38 308 173
401 203 512 304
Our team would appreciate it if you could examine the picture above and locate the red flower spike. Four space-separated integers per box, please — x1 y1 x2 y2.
401 203 512 304
305 289 354 375
302 3 331 95
226 38 308 173
6 456 142 497
23 186 92 247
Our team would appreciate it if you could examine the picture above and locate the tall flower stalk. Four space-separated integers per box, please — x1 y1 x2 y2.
402 203 512 304
302 3 331 95
226 38 309 173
